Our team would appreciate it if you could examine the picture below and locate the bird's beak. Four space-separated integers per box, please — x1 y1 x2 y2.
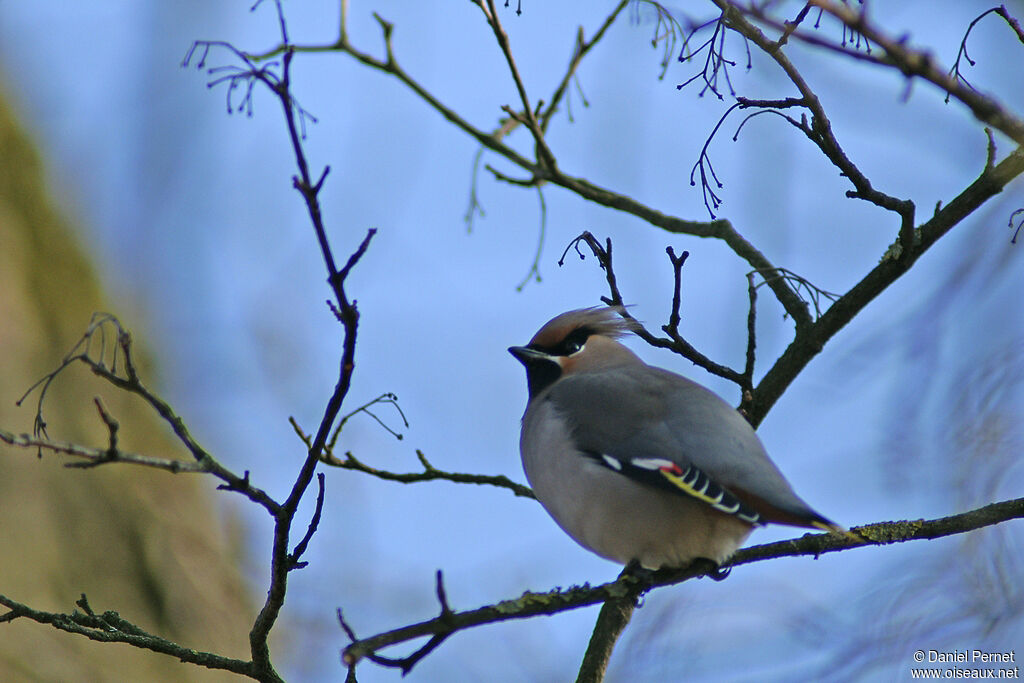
509 345 563 398
508 345 551 366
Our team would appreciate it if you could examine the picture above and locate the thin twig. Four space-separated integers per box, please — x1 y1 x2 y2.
289 472 326 570
321 444 537 500
0 429 202 474
473 0 558 170
561 232 747 386
285 415 534 498
515 186 547 291
11 314 281 514
539 1 629 131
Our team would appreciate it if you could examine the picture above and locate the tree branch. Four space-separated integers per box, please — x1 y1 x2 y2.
11 313 281 514
286 415 536 499
0 593 255 677
721 3 917 249
184 5 379 678
342 496 1024 673
472 0 557 170
0 429 204 474
749 143 1024 424
801 0 1024 145
322 447 537 500
320 7 812 325
561 231 749 387
574 568 646 683
539 1 629 132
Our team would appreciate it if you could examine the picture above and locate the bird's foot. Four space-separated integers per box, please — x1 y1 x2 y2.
621 558 657 584
618 559 659 605
693 557 731 581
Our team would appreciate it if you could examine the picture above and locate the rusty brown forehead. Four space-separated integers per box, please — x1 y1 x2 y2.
529 320 580 347
527 307 634 348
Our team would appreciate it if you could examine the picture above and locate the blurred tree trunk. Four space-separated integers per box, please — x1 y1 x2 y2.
0 84 255 682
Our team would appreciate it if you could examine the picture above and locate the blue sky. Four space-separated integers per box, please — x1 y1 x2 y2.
2 2 1023 681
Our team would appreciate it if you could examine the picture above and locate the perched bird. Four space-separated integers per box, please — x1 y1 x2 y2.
509 306 842 571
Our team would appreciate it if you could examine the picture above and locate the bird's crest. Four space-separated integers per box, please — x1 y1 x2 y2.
528 306 638 350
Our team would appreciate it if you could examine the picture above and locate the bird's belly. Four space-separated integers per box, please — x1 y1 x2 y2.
527 454 753 569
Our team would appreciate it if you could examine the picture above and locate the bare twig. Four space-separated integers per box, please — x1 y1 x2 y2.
184 4 379 679
561 232 747 386
631 1 692 79
948 7 1006 97
0 429 201 474
664 246 690 333
473 0 557 170
11 314 281 514
327 446 536 500
285 415 534 499
803 0 1024 145
753 268 839 321
721 6 918 247
743 271 758 392
330 393 408 443
514 186 547 291
539 1 629 131
689 101 738 218
289 472 326 570
675 12 749 99
464 147 488 231
1010 207 1024 244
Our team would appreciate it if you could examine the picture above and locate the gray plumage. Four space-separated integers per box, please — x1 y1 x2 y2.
510 306 839 569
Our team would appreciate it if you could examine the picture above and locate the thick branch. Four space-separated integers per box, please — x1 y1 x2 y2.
343 496 1024 670
574 579 644 683
749 144 1024 424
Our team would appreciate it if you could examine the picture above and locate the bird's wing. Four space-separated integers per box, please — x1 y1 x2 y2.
547 365 839 531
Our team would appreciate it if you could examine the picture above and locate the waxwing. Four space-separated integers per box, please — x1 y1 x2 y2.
509 306 841 570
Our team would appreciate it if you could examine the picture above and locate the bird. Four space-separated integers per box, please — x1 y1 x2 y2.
508 306 843 572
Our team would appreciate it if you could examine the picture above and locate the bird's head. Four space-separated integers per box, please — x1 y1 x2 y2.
509 306 641 398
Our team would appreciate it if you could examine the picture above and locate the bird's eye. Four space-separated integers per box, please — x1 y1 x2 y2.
559 328 590 356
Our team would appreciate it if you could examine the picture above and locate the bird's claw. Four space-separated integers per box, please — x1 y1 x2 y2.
694 557 731 581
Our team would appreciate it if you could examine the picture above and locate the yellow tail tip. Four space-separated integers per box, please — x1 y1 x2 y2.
811 520 862 543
